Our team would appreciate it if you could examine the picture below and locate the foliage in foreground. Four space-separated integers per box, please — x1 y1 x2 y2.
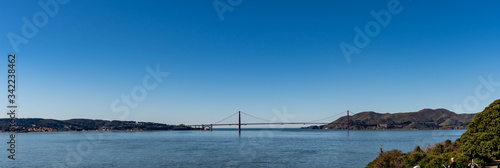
366 139 485 168
460 99 500 162
367 99 500 168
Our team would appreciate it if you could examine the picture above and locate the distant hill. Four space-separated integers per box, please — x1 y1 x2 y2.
323 109 476 130
0 118 194 132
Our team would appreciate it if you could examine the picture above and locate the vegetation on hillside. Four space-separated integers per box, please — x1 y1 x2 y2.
366 139 485 168
460 99 500 162
366 99 500 168
0 118 193 132
323 109 476 130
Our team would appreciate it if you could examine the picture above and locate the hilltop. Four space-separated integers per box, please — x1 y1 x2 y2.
0 118 194 132
323 109 476 130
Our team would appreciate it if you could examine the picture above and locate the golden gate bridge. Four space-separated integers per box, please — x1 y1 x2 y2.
189 110 355 134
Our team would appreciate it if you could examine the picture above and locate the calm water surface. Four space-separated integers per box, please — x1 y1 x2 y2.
2 129 465 168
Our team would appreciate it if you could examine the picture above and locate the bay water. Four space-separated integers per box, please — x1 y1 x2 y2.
2 129 465 167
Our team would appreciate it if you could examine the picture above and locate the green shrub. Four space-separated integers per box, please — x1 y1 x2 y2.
366 150 405 168
404 151 425 166
460 99 500 162
414 145 423 153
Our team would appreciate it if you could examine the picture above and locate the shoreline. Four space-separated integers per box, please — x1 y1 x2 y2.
0 128 467 133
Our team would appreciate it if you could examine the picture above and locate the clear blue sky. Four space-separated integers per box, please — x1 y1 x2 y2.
1 0 499 125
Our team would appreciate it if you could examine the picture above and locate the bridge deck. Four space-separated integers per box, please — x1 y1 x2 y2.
189 122 347 127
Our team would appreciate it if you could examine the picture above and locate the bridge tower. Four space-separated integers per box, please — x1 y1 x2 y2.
238 111 241 135
347 110 349 130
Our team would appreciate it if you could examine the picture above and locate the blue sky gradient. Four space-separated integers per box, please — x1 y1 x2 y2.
1 0 499 125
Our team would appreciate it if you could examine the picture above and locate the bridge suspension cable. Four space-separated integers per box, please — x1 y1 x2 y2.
211 110 352 125
240 111 275 123
213 111 239 124
241 111 349 124
305 111 346 123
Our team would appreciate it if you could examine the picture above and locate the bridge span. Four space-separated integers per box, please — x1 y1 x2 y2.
189 110 352 135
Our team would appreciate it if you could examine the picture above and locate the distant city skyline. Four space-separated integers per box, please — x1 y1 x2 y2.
1 0 499 125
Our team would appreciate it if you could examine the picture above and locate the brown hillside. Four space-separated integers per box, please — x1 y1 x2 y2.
324 109 476 130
